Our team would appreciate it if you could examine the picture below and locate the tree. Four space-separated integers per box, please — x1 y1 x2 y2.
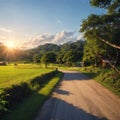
80 14 120 49
62 50 82 66
33 54 40 63
80 0 120 70
56 52 65 64
41 52 56 68
82 39 108 66
80 0 120 49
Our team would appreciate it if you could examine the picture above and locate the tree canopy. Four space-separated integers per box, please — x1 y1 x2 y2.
41 52 56 68
80 0 120 71
81 0 120 49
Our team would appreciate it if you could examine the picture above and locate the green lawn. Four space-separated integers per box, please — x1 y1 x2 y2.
3 71 63 120
0 64 53 88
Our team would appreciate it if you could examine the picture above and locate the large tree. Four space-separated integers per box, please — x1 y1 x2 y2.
80 0 120 72
80 0 120 49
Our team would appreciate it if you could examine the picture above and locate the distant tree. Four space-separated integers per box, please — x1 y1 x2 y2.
41 52 56 68
56 52 65 64
0 43 5 61
33 54 40 63
63 50 82 66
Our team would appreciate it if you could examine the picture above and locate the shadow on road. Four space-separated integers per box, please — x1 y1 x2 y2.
35 81 108 120
63 72 91 81
36 93 108 120
55 89 71 95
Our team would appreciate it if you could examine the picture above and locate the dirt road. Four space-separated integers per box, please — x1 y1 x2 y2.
35 71 120 120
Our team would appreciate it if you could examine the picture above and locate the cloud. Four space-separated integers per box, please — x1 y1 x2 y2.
0 27 13 33
22 31 80 49
21 33 54 49
53 31 75 44
77 34 83 40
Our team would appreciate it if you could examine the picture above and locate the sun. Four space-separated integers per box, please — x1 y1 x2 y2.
6 41 15 49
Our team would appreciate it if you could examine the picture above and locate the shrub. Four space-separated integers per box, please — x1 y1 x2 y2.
0 89 8 118
30 70 57 89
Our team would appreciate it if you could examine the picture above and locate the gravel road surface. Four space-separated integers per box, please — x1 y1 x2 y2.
35 71 120 120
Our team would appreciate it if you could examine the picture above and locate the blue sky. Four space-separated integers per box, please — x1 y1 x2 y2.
0 0 105 49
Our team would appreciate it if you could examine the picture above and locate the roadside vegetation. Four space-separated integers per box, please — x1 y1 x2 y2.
2 71 63 120
79 67 120 96
57 64 120 96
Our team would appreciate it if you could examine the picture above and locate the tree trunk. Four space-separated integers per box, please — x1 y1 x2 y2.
45 64 47 68
98 37 120 50
97 54 120 74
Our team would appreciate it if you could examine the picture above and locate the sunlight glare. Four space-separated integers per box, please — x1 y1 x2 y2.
6 41 15 49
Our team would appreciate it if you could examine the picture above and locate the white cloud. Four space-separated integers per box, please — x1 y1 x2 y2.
21 33 54 49
22 31 82 49
77 34 83 40
0 27 13 33
53 31 75 44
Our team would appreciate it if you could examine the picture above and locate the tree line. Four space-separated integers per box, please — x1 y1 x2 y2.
0 40 85 67
33 40 85 67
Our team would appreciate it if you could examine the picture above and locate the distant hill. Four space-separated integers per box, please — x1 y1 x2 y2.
0 40 85 62
36 43 60 53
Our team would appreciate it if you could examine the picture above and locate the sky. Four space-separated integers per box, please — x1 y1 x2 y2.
0 0 105 49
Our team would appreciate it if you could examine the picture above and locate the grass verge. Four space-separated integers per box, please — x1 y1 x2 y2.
3 71 63 120
79 67 120 96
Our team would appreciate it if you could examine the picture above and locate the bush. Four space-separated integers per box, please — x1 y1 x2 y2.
30 70 57 89
0 83 32 118
3 83 32 108
0 89 8 118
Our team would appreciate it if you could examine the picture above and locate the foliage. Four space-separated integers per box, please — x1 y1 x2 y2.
41 52 57 68
80 0 120 68
33 54 40 63
56 52 65 64
30 70 58 89
83 39 108 66
57 40 85 65
2 83 31 108
36 43 60 53
62 50 82 66
80 67 120 96
0 89 7 117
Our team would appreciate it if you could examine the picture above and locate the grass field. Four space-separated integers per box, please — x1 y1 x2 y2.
0 64 54 88
2 71 63 120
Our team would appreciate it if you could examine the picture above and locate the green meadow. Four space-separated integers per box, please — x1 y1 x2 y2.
0 64 53 88
0 63 63 120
